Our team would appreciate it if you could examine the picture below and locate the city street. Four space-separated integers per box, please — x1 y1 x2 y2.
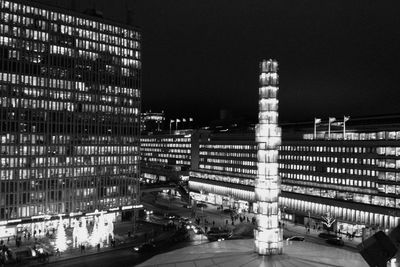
144 192 361 251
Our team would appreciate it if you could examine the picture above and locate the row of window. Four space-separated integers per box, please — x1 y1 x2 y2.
283 184 399 208
1 1 139 40
142 153 189 160
280 154 377 166
199 164 257 175
281 172 374 188
304 131 400 141
0 73 140 98
377 147 400 156
202 158 256 167
0 26 140 65
200 151 256 158
378 172 400 182
0 134 138 145
0 155 138 169
0 164 136 181
281 145 374 154
1 145 137 156
326 167 377 176
279 163 316 172
0 97 139 114
200 144 256 150
190 171 255 186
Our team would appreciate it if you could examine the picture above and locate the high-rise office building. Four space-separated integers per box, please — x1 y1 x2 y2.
0 0 141 237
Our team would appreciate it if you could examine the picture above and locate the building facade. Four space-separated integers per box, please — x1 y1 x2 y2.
140 110 165 133
140 132 192 184
0 0 141 237
189 120 400 239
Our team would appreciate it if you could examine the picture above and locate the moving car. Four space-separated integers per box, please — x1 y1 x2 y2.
326 237 344 246
286 236 305 241
133 242 157 253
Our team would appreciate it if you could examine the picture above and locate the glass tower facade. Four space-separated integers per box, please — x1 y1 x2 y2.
0 0 141 222
254 59 282 255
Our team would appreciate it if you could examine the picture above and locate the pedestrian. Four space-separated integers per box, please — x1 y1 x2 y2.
97 243 100 251
212 220 215 226
226 219 228 225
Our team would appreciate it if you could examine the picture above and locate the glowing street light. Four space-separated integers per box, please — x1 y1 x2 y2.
169 120 174 134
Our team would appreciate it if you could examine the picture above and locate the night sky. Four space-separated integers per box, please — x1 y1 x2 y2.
34 0 400 125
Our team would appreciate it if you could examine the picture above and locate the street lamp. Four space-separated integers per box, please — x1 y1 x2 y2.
169 120 174 134
175 119 181 130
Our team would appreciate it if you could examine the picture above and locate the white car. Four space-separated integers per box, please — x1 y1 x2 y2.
286 236 305 241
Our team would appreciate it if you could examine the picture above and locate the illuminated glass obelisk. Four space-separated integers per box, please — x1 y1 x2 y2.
254 59 283 255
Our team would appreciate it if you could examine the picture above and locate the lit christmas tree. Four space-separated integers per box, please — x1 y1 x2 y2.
89 215 102 247
55 216 68 252
107 217 114 242
79 216 89 246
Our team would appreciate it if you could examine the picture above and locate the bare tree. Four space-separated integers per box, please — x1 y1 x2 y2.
321 212 336 234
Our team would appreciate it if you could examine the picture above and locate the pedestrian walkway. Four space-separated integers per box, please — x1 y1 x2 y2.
22 227 177 267
1 220 169 267
188 201 362 249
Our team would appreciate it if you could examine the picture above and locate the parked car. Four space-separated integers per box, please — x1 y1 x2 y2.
133 242 157 253
286 236 305 241
196 203 208 208
207 228 233 242
326 237 344 246
179 217 192 224
164 213 177 220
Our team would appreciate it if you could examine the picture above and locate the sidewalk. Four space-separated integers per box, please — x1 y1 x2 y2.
282 221 361 249
2 220 168 267
187 201 362 249
22 227 177 267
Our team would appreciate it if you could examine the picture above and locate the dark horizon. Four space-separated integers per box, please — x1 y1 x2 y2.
33 0 400 125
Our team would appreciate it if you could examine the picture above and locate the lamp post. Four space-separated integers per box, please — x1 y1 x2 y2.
169 120 174 134
175 119 180 130
328 117 336 139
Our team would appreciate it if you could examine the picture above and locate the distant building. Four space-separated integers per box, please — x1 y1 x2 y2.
189 116 400 240
0 0 141 238
140 131 193 184
141 110 165 133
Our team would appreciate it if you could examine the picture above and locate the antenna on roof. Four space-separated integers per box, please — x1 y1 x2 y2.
125 0 134 25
